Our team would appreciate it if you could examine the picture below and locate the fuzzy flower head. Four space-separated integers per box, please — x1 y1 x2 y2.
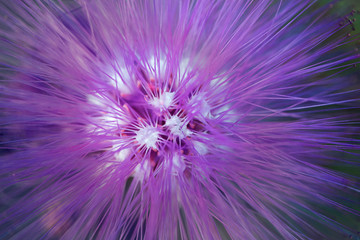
0 1 360 240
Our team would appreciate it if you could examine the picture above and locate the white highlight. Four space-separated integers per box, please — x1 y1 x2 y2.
87 93 127 133
109 67 133 95
179 58 191 80
145 55 196 85
189 93 212 118
165 115 192 139
210 76 238 123
114 148 131 162
101 147 131 171
134 161 150 181
170 154 185 175
135 126 160 149
146 55 167 79
210 76 227 88
177 57 200 88
193 141 208 155
214 104 238 123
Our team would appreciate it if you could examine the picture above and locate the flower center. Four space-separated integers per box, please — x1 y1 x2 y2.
135 126 160 150
89 56 212 177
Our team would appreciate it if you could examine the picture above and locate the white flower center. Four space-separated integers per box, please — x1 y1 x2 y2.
149 91 175 111
165 115 192 139
135 126 160 149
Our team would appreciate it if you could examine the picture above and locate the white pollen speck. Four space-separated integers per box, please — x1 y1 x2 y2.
135 126 160 149
165 115 192 139
149 91 175 110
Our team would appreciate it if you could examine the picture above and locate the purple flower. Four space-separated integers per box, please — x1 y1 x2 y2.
0 1 359 239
